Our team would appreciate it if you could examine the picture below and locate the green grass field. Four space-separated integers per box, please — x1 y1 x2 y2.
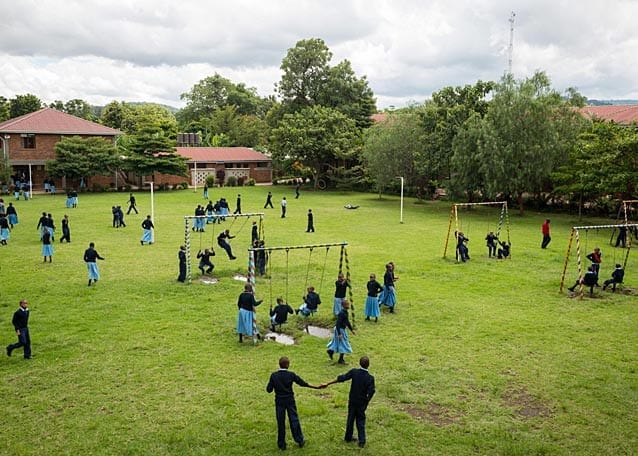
0 186 636 455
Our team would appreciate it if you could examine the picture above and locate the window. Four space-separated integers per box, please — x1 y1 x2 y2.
22 134 36 149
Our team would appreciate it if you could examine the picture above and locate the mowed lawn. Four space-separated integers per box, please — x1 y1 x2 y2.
0 186 636 455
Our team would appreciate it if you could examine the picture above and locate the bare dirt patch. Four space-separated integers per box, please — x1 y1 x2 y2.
405 402 464 427
502 385 553 419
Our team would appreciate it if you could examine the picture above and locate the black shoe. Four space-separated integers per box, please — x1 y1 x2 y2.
140 240 144 245
230 256 237 260
271 325 276 332
568 287 575 292
358 441 365 448
295 309 299 315
365 317 370 321
327 350 334 360
6 345 12 357
298 441 305 448
278 445 286 451
345 437 358 443
338 359 347 365
389 307 395 313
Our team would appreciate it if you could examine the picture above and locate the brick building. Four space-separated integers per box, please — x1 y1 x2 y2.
0 108 121 191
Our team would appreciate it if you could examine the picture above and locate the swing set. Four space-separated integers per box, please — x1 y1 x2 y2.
559 223 636 297
443 201 511 260
183 212 264 283
247 242 355 329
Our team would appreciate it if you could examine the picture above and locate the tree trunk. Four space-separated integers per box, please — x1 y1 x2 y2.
518 193 525 216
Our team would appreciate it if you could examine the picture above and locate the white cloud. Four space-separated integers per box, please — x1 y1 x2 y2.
1 0 638 109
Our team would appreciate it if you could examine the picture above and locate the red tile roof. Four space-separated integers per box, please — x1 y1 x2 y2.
176 147 271 163
371 113 388 123
579 105 638 124
0 108 121 135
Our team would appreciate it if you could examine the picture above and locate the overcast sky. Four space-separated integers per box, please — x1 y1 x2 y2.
1 0 637 111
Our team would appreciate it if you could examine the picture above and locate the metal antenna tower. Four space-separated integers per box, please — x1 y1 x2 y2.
508 12 516 75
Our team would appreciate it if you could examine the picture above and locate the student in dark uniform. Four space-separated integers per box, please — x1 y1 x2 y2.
322 356 376 448
177 245 187 282
615 226 627 248
485 231 498 258
296 286 321 316
127 193 138 214
266 356 322 451
0 213 10 245
140 215 154 245
567 266 599 292
364 274 383 322
6 299 32 359
6 202 18 228
603 264 625 291
327 300 355 364
333 273 350 315
378 263 398 313
196 248 215 275
264 191 274 208
217 229 237 259
497 239 510 259
251 221 259 245
234 194 242 214
37 212 48 239
270 297 294 331
306 209 314 232
41 230 53 262
84 242 105 286
295 181 300 199
236 284 262 342
59 214 71 243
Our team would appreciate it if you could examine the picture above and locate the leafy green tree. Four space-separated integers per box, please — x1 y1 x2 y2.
178 73 268 128
49 99 94 120
46 136 121 180
362 112 421 197
276 38 376 126
100 101 133 130
417 81 494 182
0 96 9 122
9 94 42 118
449 113 488 202
472 71 583 214
270 105 359 188
115 104 186 180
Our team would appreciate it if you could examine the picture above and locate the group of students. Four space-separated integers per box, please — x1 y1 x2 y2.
0 199 19 245
567 246 625 293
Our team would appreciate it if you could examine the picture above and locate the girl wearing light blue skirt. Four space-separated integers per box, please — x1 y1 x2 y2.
333 273 350 315
140 215 154 245
364 273 383 322
236 284 263 343
6 203 18 227
42 231 53 262
378 263 398 313
327 300 355 364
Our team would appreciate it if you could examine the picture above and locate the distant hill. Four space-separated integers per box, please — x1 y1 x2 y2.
587 99 638 106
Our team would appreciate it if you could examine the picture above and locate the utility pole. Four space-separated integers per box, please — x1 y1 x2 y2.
508 11 516 75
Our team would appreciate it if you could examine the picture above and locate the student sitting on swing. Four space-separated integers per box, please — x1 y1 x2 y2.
217 229 237 260
296 286 321 316
270 297 294 332
567 266 599 293
497 239 511 259
602 264 624 291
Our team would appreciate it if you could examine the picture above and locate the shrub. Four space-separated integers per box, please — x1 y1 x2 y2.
247 178 256 186
205 175 216 188
226 176 238 187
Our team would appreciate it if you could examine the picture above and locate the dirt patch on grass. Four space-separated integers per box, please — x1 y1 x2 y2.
404 402 464 427
502 385 553 419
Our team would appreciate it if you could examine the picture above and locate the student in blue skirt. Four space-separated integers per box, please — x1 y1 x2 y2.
41 230 53 262
378 263 398 313
236 284 262 342
364 273 383 322
327 300 356 364
333 273 350 315
84 242 105 286
140 215 154 245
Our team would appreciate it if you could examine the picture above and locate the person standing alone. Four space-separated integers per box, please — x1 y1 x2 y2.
6 299 32 359
541 219 551 249
281 197 287 218
306 209 314 232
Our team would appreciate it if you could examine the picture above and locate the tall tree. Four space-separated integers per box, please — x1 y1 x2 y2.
270 105 359 188
46 136 121 180
362 112 421 197
9 94 42 118
100 101 133 130
178 73 268 128
472 71 583 214
0 96 9 122
276 38 376 125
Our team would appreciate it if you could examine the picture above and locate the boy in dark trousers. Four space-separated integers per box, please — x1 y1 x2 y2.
322 356 376 448
266 356 322 450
